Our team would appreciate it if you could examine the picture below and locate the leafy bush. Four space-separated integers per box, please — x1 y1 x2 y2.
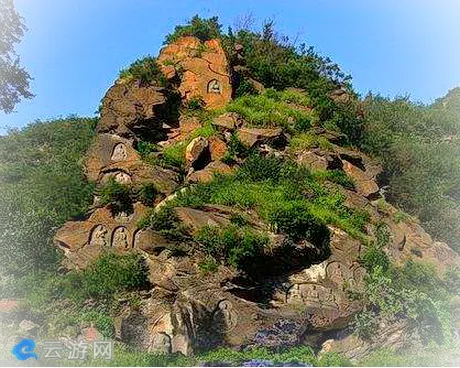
119 56 166 86
146 205 189 241
196 224 269 269
0 117 95 276
289 132 333 151
137 183 158 206
184 96 206 111
165 15 222 44
99 177 132 213
63 252 149 301
176 154 368 243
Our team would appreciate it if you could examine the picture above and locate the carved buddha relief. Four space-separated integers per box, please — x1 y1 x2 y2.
112 227 130 249
111 143 128 161
207 79 222 94
214 300 238 331
114 171 131 184
90 225 108 247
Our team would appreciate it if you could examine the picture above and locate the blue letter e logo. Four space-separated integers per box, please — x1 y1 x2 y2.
12 338 38 360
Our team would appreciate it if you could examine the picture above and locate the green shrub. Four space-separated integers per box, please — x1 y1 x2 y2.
196 224 270 269
444 266 460 295
183 96 206 111
148 205 189 241
136 140 159 157
63 252 149 301
289 132 334 151
360 92 460 252
162 141 186 169
198 256 219 274
165 15 222 44
119 56 166 86
137 183 158 206
318 352 352 367
99 177 132 213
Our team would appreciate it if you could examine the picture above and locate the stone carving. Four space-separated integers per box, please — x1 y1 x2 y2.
150 332 172 355
287 283 337 308
111 143 128 161
114 211 134 223
89 225 108 247
326 261 352 289
215 300 237 331
114 171 131 184
112 227 130 249
207 79 222 94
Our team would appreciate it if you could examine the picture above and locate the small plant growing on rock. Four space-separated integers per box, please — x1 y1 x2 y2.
165 15 222 44
119 56 166 86
99 177 132 214
137 183 158 206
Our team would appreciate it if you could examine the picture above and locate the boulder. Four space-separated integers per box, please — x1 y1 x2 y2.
342 161 380 199
158 36 232 109
85 134 140 182
237 127 284 148
212 113 241 131
296 150 342 171
208 136 228 161
97 80 166 138
185 137 209 170
187 161 232 184
97 161 180 195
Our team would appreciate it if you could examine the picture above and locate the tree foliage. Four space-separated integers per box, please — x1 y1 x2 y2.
0 117 96 276
0 0 33 113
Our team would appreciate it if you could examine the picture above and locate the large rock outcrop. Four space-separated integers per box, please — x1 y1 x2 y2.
53 35 460 359
158 36 232 109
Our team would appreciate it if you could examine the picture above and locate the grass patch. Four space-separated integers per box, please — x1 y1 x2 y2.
226 90 315 133
176 154 369 242
289 132 334 151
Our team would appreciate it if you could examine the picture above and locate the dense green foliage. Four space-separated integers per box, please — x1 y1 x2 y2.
2 252 148 340
226 89 316 132
99 177 132 213
174 154 368 244
359 91 460 252
119 56 166 86
196 224 270 269
0 117 96 276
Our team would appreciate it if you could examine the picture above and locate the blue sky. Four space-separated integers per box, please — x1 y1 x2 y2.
1 0 460 133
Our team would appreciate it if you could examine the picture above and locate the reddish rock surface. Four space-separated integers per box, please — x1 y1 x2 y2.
158 37 232 109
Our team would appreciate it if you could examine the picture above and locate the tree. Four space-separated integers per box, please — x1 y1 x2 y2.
0 0 33 113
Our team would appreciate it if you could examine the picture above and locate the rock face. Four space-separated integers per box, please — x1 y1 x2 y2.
97 80 167 138
158 36 232 109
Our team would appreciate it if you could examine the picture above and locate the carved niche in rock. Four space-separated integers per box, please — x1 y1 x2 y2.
207 79 222 94
111 143 128 161
114 171 132 184
90 225 108 247
214 300 238 332
112 227 130 249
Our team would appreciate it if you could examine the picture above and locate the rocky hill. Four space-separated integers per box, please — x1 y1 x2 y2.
2 16 460 367
52 30 459 361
